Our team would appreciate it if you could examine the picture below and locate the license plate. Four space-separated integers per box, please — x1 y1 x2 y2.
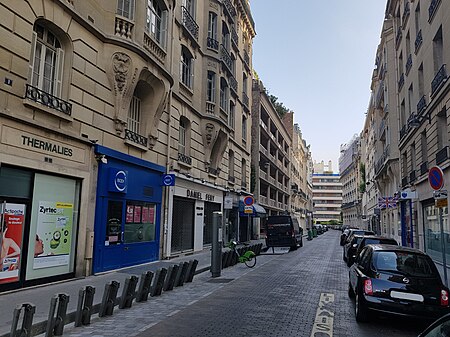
390 291 424 302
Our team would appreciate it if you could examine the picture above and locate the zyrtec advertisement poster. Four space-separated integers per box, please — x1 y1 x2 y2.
34 201 73 269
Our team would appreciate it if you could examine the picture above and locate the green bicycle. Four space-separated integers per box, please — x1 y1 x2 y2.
228 240 256 268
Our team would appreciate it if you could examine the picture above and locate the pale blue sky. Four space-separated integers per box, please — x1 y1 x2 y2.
250 1 387 172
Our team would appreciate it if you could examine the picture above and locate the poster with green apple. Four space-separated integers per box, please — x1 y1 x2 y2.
33 201 73 270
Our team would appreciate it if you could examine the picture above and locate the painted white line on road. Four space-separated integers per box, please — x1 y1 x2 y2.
188 300 198 306
202 291 213 298
139 322 158 332
310 292 335 337
167 309 180 317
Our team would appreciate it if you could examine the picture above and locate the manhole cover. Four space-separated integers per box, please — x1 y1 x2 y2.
207 278 234 283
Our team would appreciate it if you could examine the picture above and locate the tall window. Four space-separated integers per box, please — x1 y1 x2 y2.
241 159 246 186
207 71 216 102
415 3 420 35
433 27 443 73
243 72 248 94
421 131 428 163
400 99 406 127
222 22 230 51
182 0 195 17
408 84 413 116
180 47 193 88
179 118 186 154
418 63 424 97
229 101 235 129
410 142 416 173
220 78 228 111
406 31 411 55
229 150 235 177
437 109 447 150
128 95 141 134
117 0 135 20
242 115 247 141
207 12 217 40
146 0 167 48
30 23 64 97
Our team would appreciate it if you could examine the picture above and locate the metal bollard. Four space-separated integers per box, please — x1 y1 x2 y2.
46 293 70 337
163 264 179 291
150 268 167 297
211 211 222 277
75 286 95 327
221 251 228 269
177 262 189 287
119 275 139 309
185 260 198 283
10 303 36 337
99 281 120 317
173 262 184 288
136 271 154 302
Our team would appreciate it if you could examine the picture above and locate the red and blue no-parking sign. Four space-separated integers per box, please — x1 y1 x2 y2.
243 196 254 206
428 166 444 191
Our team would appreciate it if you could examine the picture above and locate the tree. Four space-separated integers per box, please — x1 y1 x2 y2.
264 88 290 118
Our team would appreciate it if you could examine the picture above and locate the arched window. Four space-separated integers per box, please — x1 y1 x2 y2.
180 46 194 88
30 23 64 97
128 95 141 134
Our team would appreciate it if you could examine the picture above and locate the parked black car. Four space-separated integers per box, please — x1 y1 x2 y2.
418 312 450 336
313 224 324 235
265 215 303 250
352 236 398 263
348 244 450 322
344 229 375 247
340 229 351 246
343 235 366 267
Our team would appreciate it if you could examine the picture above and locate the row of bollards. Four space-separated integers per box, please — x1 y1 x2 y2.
8 259 198 337
221 243 262 269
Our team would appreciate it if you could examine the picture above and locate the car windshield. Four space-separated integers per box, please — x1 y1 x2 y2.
373 251 437 277
364 238 397 246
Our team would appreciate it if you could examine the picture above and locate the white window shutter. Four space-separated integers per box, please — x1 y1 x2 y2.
28 31 37 84
54 48 64 97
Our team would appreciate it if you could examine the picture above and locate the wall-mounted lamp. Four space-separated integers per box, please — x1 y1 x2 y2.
95 154 107 164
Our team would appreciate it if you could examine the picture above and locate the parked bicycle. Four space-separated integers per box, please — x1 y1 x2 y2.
228 240 256 268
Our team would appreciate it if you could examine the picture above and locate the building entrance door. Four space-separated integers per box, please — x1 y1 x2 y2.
171 197 194 253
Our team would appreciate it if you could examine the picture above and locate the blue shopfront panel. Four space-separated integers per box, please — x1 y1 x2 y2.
93 146 165 273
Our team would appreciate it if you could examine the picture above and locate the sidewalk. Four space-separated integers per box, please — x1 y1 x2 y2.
0 239 265 337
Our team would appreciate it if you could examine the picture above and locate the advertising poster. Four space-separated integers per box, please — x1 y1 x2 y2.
0 203 25 284
34 201 73 270
149 206 155 224
142 207 150 223
134 206 141 223
126 205 134 223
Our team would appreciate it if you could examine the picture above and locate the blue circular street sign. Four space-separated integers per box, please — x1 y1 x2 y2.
162 174 175 186
243 196 254 206
114 170 127 192
429 166 444 191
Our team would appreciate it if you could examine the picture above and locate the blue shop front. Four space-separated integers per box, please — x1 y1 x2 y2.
93 145 164 273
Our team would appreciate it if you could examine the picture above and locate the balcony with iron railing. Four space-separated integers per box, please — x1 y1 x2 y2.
181 6 199 40
231 27 238 49
125 129 148 148
417 95 427 115
223 0 237 19
208 166 219 176
428 0 442 22
406 54 413 75
400 124 408 140
178 152 192 166
220 44 233 74
378 118 386 139
436 146 449 165
242 91 249 110
243 50 250 69
229 75 238 96
375 145 390 175
375 81 384 108
402 1 410 27
206 37 219 51
415 29 423 54
228 175 235 184
420 161 428 175
25 84 72 116
431 64 447 96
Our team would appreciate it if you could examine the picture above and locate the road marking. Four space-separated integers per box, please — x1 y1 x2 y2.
188 300 198 305
167 309 180 317
139 322 158 332
311 292 335 337
202 291 213 298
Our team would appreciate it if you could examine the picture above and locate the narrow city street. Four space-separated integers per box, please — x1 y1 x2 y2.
59 230 431 337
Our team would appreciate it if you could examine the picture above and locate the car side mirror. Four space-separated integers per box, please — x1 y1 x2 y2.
418 313 450 336
352 244 358 248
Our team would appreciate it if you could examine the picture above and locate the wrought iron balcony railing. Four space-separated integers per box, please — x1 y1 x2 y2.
228 175 235 183
125 129 148 147
398 73 405 91
415 29 423 54
25 84 72 115
242 91 249 110
402 1 410 27
417 95 427 115
400 124 407 140
220 44 233 73
181 6 199 40
428 0 441 22
223 0 237 19
436 146 449 165
431 64 447 96
229 76 238 95
420 161 428 175
178 152 192 165
395 29 402 49
375 81 384 108
208 167 219 176
243 50 250 69
206 37 219 51
406 54 413 75
231 27 238 48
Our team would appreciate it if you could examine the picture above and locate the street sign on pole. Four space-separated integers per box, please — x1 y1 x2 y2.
162 174 175 186
434 190 448 208
243 196 254 206
429 166 444 191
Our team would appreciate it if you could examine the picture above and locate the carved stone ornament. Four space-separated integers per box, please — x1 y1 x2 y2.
112 52 131 93
204 122 216 146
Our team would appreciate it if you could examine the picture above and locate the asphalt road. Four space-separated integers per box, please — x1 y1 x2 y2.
131 230 430 337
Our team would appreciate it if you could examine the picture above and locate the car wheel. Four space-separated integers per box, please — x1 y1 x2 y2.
355 291 369 322
348 282 355 298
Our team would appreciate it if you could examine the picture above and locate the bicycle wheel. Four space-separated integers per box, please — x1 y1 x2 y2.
244 255 256 268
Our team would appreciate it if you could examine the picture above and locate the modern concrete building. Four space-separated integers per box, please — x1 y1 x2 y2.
251 80 292 236
339 135 363 228
0 0 256 291
312 163 342 223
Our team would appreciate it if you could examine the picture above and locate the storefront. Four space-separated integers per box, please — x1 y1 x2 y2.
423 200 450 265
165 175 224 257
93 145 164 273
0 121 92 292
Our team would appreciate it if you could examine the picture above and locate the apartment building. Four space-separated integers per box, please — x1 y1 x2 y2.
251 80 292 236
0 0 255 290
312 163 342 224
284 117 314 231
340 136 363 228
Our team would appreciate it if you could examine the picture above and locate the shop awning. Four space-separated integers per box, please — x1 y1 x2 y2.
238 200 267 217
